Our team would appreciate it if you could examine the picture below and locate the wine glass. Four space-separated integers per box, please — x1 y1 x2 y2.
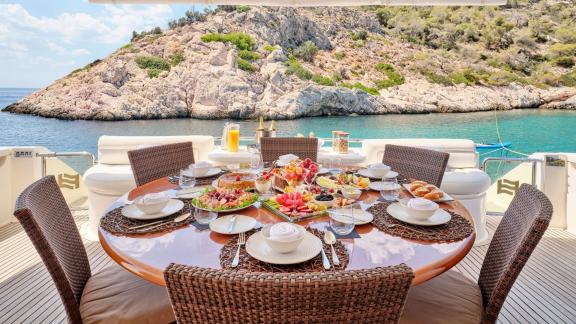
250 153 264 174
329 157 343 175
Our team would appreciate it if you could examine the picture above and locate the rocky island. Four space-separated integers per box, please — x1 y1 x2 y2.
4 4 576 120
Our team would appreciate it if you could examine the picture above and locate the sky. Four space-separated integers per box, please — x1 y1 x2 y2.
0 1 206 88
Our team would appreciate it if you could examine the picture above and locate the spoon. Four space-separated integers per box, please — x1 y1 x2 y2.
129 213 190 230
323 230 340 266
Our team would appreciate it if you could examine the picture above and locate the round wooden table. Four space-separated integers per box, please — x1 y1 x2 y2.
99 177 475 286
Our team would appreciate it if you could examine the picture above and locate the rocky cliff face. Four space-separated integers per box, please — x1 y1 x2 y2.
4 7 576 120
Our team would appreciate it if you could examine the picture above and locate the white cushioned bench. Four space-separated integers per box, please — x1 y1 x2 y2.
82 136 214 240
362 139 491 245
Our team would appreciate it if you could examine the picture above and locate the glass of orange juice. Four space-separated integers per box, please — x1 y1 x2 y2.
227 123 240 152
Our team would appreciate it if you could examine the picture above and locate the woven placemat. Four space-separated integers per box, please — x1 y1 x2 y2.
100 199 194 235
220 228 349 272
367 202 473 243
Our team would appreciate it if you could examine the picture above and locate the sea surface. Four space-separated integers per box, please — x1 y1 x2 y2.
2 88 576 175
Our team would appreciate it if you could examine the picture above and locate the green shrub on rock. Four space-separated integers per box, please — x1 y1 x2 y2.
201 32 256 51
560 70 576 87
549 43 576 57
340 82 379 95
262 44 279 52
555 27 576 44
554 56 575 68
170 51 185 66
236 58 256 72
375 63 405 88
238 50 260 61
312 74 335 86
294 41 318 62
136 56 171 71
286 57 313 80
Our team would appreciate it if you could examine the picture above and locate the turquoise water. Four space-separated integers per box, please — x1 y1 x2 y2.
1 88 576 173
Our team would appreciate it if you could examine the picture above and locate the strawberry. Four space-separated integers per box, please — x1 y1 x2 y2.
235 175 241 181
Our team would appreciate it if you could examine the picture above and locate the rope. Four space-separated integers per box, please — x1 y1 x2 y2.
491 109 530 157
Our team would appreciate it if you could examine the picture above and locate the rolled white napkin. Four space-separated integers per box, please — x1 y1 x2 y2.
190 161 212 169
278 154 299 163
369 163 390 170
140 192 168 205
406 198 438 210
268 223 301 242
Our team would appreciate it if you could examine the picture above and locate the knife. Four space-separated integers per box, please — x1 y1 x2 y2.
321 247 331 270
227 215 237 233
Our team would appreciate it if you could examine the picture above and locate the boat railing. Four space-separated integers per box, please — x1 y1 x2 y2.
36 151 96 177
482 156 544 216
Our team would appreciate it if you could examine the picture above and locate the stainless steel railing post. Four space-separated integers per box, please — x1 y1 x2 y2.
36 151 96 177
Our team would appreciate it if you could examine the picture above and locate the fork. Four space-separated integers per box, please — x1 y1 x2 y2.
231 232 245 268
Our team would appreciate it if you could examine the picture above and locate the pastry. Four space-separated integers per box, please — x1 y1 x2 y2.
410 182 426 191
424 190 444 200
413 186 431 197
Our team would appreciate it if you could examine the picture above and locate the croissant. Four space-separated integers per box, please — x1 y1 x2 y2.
410 180 428 191
414 187 431 197
424 184 437 191
424 190 444 200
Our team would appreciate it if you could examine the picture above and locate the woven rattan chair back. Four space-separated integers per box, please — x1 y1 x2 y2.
164 264 414 324
13 176 91 323
382 144 449 187
260 137 318 163
478 184 552 323
128 142 195 186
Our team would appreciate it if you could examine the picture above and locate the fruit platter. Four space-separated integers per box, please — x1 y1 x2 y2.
316 173 371 190
191 187 259 212
263 191 328 222
263 189 358 222
271 158 319 192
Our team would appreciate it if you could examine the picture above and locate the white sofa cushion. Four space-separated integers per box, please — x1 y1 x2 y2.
441 169 491 195
83 164 136 196
362 139 478 169
98 135 214 165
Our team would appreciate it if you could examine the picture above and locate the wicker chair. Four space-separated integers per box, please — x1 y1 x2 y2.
260 137 318 163
164 264 414 324
400 184 553 324
13 176 175 324
382 144 449 187
128 142 195 186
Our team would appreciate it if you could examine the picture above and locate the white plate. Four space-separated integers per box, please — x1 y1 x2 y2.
122 199 184 221
209 214 257 234
368 181 402 192
246 230 322 265
402 184 454 202
182 167 222 179
386 203 451 226
357 169 398 179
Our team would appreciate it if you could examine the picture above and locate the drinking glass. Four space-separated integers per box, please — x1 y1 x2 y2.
179 169 196 189
250 153 264 174
380 177 400 201
255 176 272 200
194 208 217 225
329 157 343 175
329 205 355 235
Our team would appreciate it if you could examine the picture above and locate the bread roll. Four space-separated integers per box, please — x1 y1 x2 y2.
414 187 431 197
424 190 444 200
410 180 427 191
